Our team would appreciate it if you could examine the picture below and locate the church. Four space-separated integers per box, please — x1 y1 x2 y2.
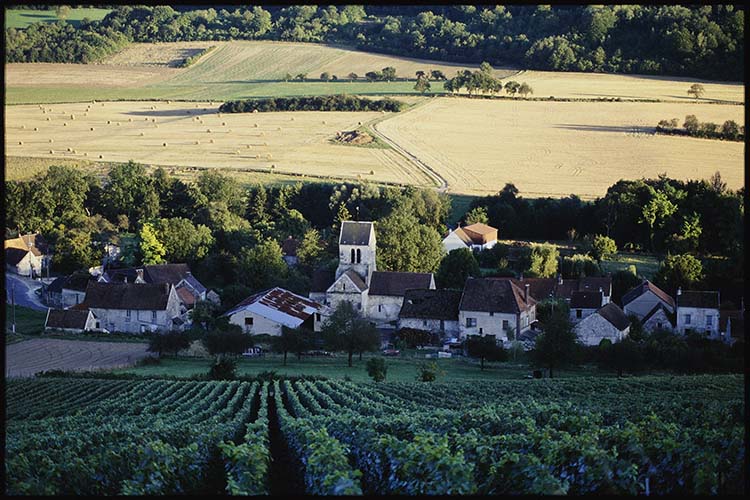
310 221 435 328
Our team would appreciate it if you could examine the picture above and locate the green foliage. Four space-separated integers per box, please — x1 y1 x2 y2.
138 222 166 265
532 308 578 377
687 83 705 99
464 206 488 225
611 270 643 306
527 243 559 278
590 234 617 262
208 355 238 380
466 335 507 370
104 161 160 228
237 239 287 292
416 361 442 382
153 217 214 263
147 331 191 357
436 248 480 289
653 253 704 295
366 357 387 382
272 326 313 365
202 327 253 356
394 328 435 349
561 254 601 279
376 208 444 273
321 301 380 367
220 95 404 113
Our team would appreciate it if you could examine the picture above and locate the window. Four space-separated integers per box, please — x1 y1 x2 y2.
315 313 321 322
657 322 662 329
502 320 509 330
245 317 254 325
466 318 477 327
423 320 428 327
378 305 382 312
706 315 713 326
125 309 131 322
479 327 483 334
576 309 582 318
357 303 362 310
351 249 356 263
356 249 361 263
489 312 494 317
685 314 691 325
152 311 157 323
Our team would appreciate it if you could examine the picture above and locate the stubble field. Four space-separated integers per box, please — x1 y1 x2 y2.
376 97 745 198
5 101 431 187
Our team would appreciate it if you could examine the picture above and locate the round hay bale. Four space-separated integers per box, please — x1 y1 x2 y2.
263 141 268 146
277 127 282 131
260 131 265 136
195 140 200 145
163 142 168 147
222 122 226 126
107 120 111 124
209 139 214 144
63 122 67 126
207 129 212 133
140 132 145 136
71 114 75 119
357 121 362 125
21 125 26 129
322 120 327 125
370 170 375 175
46 117 51 121
49 139 54 143
34 127 39 131
291 117 295 121
18 141 23 145
253 109 258 113
90 127 95 131
151 118 156 122
84 152 88 156
254 123 258 128
99 154 103 158
128 118 133 122
167 100 171 104
271 164 276 169
84 112 88 116
246 144 251 149
50 150 54 154
151 106 155 110
145 117 149 121
117 122 121 126
267 153 272 159
72 149 77 154
67 147 72 152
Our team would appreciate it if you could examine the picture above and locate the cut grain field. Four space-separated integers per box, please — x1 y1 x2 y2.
5 101 432 187
376 97 745 198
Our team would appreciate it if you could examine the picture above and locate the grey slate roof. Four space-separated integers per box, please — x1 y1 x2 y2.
341 270 368 292
570 291 603 309
596 303 630 331
369 271 433 297
339 221 373 245
641 303 674 325
677 290 720 309
460 278 535 313
84 282 172 310
399 289 463 320
622 280 675 308
46 308 93 330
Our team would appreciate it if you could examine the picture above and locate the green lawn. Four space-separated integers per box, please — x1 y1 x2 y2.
114 352 607 382
5 304 46 336
601 252 661 280
5 8 112 29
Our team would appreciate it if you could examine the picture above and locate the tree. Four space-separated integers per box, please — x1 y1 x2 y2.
532 308 578 378
272 326 312 365
430 70 446 80
466 335 507 370
435 248 480 289
50 226 98 274
296 228 325 268
202 325 253 356
347 72 358 82
376 208 444 273
687 83 705 100
295 73 307 81
611 269 642 305
504 80 520 96
139 222 166 265
599 338 643 377
153 217 214 263
416 361 442 382
366 357 387 382
321 301 379 367
683 114 700 134
721 120 741 140
528 243 559 278
147 331 191 358
381 66 397 81
590 234 617 262
464 206 489 225
640 190 677 251
394 328 434 348
320 72 331 81
104 161 160 227
414 76 431 93
653 253 704 295
518 82 533 97
237 239 287 291
208 356 237 380
283 73 292 82
55 5 71 20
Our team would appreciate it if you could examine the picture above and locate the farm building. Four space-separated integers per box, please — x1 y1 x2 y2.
574 303 631 346
224 287 327 336
622 280 675 320
44 308 99 333
458 278 536 342
569 291 604 323
44 271 98 309
442 223 498 253
4 233 50 277
80 282 183 334
640 303 675 333
311 221 436 327
675 289 720 338
99 263 208 310
397 289 462 337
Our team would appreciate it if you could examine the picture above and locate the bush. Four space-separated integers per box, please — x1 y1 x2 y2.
208 355 237 380
136 355 161 366
219 95 405 113
147 331 192 357
202 327 253 356
366 357 387 382
417 361 441 382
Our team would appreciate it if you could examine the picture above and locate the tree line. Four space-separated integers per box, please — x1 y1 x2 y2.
656 115 744 141
219 95 404 113
6 4 744 81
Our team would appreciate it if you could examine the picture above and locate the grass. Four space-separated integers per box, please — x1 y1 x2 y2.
112 352 607 382
5 8 112 29
601 252 661 280
5 304 47 336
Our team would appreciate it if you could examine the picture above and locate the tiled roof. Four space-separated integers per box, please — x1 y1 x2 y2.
369 271 433 297
463 223 497 235
460 278 535 313
311 269 336 293
451 227 474 245
622 280 675 308
84 282 172 310
341 270 368 293
5 233 49 255
399 289 463 320
677 290 720 309
61 271 97 292
143 263 191 286
339 221 373 245
5 247 30 266
596 303 630 331
570 291 603 309
175 285 198 306
225 287 324 327
101 268 141 284
45 308 93 330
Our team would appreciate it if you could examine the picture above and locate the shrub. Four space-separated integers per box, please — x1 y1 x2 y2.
366 357 387 382
417 361 441 382
208 355 237 380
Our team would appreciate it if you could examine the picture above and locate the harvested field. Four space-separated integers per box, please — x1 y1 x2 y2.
102 41 219 67
5 101 432 187
5 338 149 378
376 97 744 198
5 63 178 88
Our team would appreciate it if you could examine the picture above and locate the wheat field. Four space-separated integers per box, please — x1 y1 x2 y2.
376 97 744 198
4 101 431 187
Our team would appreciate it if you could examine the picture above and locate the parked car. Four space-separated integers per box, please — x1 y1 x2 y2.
301 350 333 357
382 348 400 357
242 347 264 357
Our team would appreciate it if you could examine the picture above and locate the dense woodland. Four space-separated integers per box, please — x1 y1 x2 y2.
5 163 744 309
6 4 744 81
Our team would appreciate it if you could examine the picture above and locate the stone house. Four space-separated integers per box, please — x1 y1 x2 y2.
505 275 612 305
574 303 631 346
44 308 99 333
458 278 536 342
442 222 498 253
44 271 98 309
622 280 675 320
81 281 183 333
641 303 675 333
225 287 327 336
675 289 720 338
569 291 604 323
4 233 50 277
311 221 436 328
397 289 462 338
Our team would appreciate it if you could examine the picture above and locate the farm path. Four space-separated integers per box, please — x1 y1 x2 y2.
5 338 149 378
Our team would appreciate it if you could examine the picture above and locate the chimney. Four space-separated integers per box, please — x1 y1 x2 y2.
557 273 563 285
136 269 144 282
524 283 530 303
677 287 682 296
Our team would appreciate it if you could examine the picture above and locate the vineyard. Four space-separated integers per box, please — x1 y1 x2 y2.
5 375 744 495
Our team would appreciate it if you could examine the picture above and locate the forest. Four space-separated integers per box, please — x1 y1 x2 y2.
5 4 744 81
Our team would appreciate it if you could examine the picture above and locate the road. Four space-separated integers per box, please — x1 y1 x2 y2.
5 274 47 312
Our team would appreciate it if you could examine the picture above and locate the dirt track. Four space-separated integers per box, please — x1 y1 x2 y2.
5 338 149 378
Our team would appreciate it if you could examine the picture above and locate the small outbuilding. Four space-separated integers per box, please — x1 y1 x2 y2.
574 303 631 346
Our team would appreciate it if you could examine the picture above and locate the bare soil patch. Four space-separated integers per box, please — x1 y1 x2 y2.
5 338 149 378
333 129 374 145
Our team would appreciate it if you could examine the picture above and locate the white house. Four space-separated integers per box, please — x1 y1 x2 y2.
622 280 675 320
44 308 99 333
366 271 435 323
5 233 50 278
675 289 720 338
458 278 536 342
44 272 97 309
574 303 631 346
569 291 604 323
442 223 498 253
397 289 462 338
82 282 183 333
225 287 327 336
